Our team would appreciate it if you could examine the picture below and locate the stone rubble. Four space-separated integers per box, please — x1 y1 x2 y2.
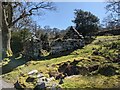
27 70 61 89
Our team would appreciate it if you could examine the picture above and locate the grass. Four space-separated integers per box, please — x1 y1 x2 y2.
1 35 120 88
62 75 120 88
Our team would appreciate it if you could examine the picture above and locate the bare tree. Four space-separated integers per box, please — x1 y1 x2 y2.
13 17 33 31
105 0 120 29
1 1 55 57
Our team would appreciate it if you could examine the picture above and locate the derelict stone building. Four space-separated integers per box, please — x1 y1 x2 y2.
50 26 85 55
23 26 85 57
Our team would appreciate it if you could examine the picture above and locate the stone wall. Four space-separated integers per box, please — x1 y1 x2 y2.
50 39 84 55
96 29 120 36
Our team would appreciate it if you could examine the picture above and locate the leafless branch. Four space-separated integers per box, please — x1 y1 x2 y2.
11 2 56 27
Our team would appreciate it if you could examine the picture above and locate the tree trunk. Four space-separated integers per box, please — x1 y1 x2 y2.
0 2 2 60
2 2 13 58
2 26 12 57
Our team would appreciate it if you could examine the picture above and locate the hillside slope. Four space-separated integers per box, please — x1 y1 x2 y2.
1 35 120 88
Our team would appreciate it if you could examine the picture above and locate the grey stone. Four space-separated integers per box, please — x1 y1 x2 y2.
28 70 38 75
50 39 84 55
51 83 58 90
26 77 35 82
35 82 45 89
37 73 44 78
37 77 48 84
47 77 55 82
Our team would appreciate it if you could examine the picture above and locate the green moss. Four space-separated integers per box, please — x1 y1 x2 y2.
6 49 13 57
62 75 120 88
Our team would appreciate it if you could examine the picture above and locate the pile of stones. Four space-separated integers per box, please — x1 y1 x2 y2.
15 70 61 89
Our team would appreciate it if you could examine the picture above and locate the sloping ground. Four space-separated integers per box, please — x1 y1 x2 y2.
1 35 120 88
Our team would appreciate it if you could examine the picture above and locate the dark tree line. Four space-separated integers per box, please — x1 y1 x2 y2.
11 23 66 54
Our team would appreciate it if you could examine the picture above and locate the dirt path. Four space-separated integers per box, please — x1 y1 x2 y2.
0 78 15 89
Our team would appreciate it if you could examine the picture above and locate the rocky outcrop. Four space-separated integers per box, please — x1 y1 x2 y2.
16 70 61 89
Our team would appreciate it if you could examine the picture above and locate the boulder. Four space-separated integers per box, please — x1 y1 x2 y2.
28 70 38 75
37 77 48 83
51 83 58 89
26 77 35 82
14 81 23 89
34 82 46 90
47 77 55 82
37 73 44 78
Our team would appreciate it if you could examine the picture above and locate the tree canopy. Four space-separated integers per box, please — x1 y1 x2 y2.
72 9 99 36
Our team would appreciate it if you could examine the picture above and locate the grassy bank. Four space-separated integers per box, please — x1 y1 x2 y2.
1 35 120 88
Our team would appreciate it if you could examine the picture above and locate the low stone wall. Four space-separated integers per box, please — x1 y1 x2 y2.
96 29 120 36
